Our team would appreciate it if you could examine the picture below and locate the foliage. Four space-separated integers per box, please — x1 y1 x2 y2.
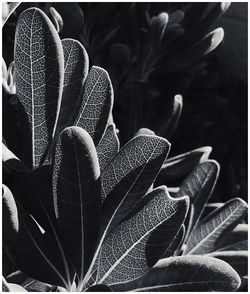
2 4 248 293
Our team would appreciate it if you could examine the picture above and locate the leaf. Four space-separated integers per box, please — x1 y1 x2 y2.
150 12 169 50
2 185 70 287
15 7 64 169
215 224 248 251
2 2 21 26
101 134 170 235
56 38 89 136
96 124 120 172
21 277 52 292
158 146 212 181
134 128 155 137
2 143 29 172
71 66 113 146
159 94 183 139
52 126 101 279
207 251 248 277
95 189 189 285
49 7 63 33
113 256 241 291
185 198 248 255
14 165 57 234
176 160 220 237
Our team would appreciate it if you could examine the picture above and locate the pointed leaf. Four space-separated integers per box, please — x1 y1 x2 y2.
15 7 64 169
56 38 89 135
185 198 248 255
71 66 113 146
159 146 212 181
3 185 69 287
114 256 241 291
95 189 189 285
53 126 101 279
176 160 220 236
159 94 183 139
101 135 170 235
96 124 119 172
208 251 248 277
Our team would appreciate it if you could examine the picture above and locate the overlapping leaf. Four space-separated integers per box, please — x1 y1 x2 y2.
2 2 21 26
53 126 101 279
185 198 248 255
71 66 113 146
112 256 241 291
176 160 220 236
96 124 119 172
3 185 69 287
95 187 189 285
15 8 64 169
159 146 212 180
2 143 28 172
101 134 170 234
56 38 89 135
208 251 248 277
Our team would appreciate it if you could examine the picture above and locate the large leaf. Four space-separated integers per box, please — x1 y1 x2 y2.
56 38 89 135
15 7 64 169
113 256 241 291
208 251 248 277
96 123 119 172
71 66 113 146
101 135 170 235
95 188 189 286
53 126 101 280
158 146 212 181
176 160 220 237
2 185 70 287
185 198 248 255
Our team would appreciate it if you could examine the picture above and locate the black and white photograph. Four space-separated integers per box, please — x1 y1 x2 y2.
2 1 248 292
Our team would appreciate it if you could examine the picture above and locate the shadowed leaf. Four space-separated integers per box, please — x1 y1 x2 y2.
113 256 240 291
176 160 220 237
53 126 101 279
3 185 69 287
96 124 119 172
15 7 64 169
2 143 29 172
56 38 89 135
71 66 113 146
185 198 247 255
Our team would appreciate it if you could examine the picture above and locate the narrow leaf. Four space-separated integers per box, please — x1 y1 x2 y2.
53 126 101 279
101 135 170 234
95 189 189 285
3 185 69 287
96 124 120 172
215 224 248 251
71 66 113 146
15 7 64 169
185 198 248 255
159 146 212 180
208 251 248 277
56 38 89 135
114 256 241 291
176 160 220 236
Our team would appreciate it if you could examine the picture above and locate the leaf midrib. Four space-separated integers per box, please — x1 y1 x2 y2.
187 203 243 254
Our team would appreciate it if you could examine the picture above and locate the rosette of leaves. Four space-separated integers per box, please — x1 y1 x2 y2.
2 7 247 292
